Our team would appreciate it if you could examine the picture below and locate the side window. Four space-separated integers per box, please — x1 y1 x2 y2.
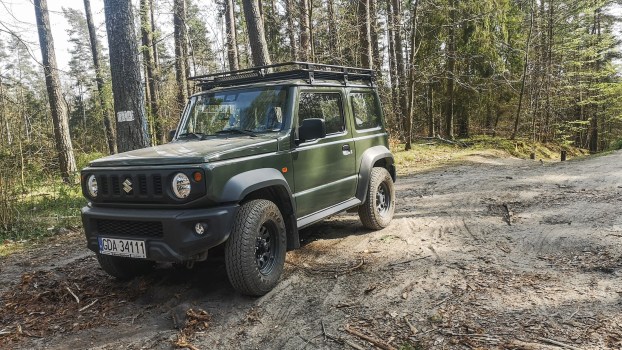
298 92 345 135
351 92 382 130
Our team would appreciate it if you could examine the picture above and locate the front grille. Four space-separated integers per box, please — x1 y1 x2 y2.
138 175 147 195
111 176 120 195
83 168 205 204
96 173 166 202
153 175 163 195
97 219 163 238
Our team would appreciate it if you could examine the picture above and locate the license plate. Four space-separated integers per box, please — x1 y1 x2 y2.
98 237 147 259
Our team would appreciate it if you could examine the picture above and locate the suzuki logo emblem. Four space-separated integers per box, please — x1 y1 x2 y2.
123 178 133 194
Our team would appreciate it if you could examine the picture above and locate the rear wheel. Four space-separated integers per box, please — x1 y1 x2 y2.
96 253 155 280
225 199 287 296
358 167 395 229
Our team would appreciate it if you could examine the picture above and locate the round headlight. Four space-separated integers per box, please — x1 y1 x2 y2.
87 175 98 198
172 173 191 199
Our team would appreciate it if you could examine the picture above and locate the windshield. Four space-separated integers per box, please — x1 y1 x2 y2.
177 87 289 139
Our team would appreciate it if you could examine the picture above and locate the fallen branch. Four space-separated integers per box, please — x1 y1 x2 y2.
79 299 98 312
66 287 80 304
433 296 451 308
388 255 430 267
536 336 581 350
321 321 365 350
404 317 417 335
344 324 397 350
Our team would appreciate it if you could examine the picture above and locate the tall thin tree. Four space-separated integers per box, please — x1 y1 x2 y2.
286 0 299 61
140 0 163 144
225 0 240 70
358 0 373 69
241 0 272 66
104 0 150 152
34 0 77 182
444 0 457 139
174 0 190 110
299 0 311 61
84 0 117 154
511 0 535 140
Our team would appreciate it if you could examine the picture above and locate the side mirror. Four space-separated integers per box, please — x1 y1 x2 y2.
298 118 326 143
168 129 177 142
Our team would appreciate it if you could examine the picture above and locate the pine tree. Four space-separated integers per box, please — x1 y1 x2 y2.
104 0 150 152
34 0 77 182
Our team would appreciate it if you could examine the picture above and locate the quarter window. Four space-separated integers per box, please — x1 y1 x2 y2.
351 92 382 130
298 92 345 135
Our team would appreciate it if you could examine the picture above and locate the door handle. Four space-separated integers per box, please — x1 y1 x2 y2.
342 144 352 155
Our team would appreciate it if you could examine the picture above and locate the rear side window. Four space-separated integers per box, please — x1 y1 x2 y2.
351 92 382 130
298 92 345 135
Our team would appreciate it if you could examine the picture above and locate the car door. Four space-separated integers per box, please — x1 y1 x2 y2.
291 88 357 218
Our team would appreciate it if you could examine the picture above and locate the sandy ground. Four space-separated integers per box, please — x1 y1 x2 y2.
1 150 621 350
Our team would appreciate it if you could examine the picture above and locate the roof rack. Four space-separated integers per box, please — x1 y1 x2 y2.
188 61 375 90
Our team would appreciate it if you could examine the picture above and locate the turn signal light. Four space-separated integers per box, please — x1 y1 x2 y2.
282 167 288 173
193 171 203 182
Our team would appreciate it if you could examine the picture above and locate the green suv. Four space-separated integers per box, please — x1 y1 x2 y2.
80 62 396 296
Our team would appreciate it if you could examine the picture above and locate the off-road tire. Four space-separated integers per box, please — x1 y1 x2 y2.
225 199 287 296
358 167 395 229
96 253 155 280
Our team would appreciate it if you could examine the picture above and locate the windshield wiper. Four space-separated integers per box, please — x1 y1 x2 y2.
177 132 205 140
215 129 258 137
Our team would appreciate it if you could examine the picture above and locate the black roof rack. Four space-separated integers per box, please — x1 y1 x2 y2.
188 61 375 90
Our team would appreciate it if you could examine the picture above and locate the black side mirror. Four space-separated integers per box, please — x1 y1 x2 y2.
298 118 326 143
168 129 177 142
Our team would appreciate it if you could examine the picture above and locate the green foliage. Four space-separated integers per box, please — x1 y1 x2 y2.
0 152 103 244
609 139 622 151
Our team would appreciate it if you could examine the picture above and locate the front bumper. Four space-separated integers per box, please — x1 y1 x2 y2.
81 204 238 262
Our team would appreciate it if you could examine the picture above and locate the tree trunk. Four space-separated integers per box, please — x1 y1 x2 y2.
386 0 399 119
391 0 408 137
299 0 311 61
427 82 434 137
511 0 535 140
34 0 77 182
242 0 272 66
150 1 160 72
327 0 337 63
140 0 163 144
174 0 190 110
589 7 601 154
357 0 373 69
369 0 381 72
444 0 456 139
405 0 420 150
84 0 117 154
225 0 240 70
104 0 150 153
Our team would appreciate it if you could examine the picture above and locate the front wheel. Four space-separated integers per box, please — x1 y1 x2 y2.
358 167 395 229
225 199 287 296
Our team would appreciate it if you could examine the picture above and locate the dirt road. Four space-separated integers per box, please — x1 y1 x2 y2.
1 150 621 349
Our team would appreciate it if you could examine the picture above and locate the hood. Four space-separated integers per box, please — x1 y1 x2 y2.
89 136 278 167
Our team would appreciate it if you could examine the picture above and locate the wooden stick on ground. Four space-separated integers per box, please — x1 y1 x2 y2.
78 298 98 312
66 287 80 304
344 324 397 350
321 321 365 350
536 337 581 350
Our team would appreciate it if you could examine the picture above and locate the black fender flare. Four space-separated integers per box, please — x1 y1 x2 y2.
220 168 293 204
356 146 396 203
220 168 299 250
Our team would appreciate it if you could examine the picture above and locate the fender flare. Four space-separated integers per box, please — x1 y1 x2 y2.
220 168 299 250
356 146 395 203
221 168 293 204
